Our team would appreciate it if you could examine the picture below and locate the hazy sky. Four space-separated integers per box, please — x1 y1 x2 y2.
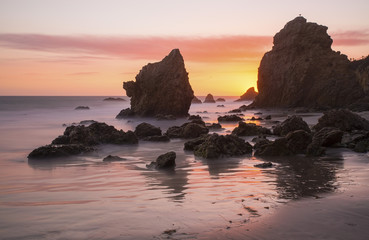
1 0 368 96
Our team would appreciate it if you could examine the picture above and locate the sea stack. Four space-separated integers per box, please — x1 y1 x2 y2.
235 87 258 101
252 16 365 109
122 49 194 117
204 94 216 103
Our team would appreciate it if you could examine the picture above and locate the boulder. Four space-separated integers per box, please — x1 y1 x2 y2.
134 122 162 139
232 122 271 136
122 49 194 117
251 16 365 109
235 87 258 102
216 98 226 102
75 106 90 110
217 105 225 108
285 130 312 154
28 144 94 159
273 115 311 136
103 155 126 162
116 108 135 119
52 122 138 146
218 115 243 122
204 94 216 103
254 138 293 157
313 127 343 147
165 121 208 139
207 123 222 130
313 109 369 132
147 151 176 170
188 115 202 121
184 133 252 159
191 96 202 104
103 97 126 101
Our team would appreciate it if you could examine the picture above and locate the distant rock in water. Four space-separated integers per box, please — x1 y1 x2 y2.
75 106 90 110
191 96 202 104
122 49 194 117
252 16 366 109
116 108 135 119
204 94 216 103
103 97 126 101
235 87 258 102
216 98 226 102
103 155 126 162
28 144 94 159
147 151 176 170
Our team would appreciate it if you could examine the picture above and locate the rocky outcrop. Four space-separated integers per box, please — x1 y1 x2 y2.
232 122 271 136
273 115 311 136
103 155 126 162
122 49 194 117
75 106 90 110
103 97 126 101
204 94 216 103
147 151 176 170
165 121 209 139
28 144 94 159
313 109 369 132
134 123 162 139
191 96 202 104
218 115 243 122
184 134 252 159
116 108 135 119
252 16 365 109
235 87 258 102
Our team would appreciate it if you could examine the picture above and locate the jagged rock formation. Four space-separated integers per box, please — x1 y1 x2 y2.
191 96 202 104
352 56 369 94
252 16 366 109
122 49 194 117
204 94 216 103
235 87 258 102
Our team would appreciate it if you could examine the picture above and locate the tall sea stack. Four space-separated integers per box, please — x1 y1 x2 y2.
252 16 365 109
123 49 194 117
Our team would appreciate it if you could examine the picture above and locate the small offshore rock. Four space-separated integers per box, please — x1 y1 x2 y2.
254 138 293 157
188 115 202 121
134 122 162 139
103 155 126 162
116 108 135 119
273 115 311 136
232 122 271 136
218 115 243 122
217 105 225 107
28 144 94 159
79 120 98 125
207 123 222 130
103 97 126 101
147 151 176 170
204 94 216 103
75 106 90 110
229 109 242 113
216 98 226 102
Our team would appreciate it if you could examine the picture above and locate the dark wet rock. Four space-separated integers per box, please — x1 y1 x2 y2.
340 130 369 152
313 127 343 147
155 114 176 120
204 94 216 103
265 115 272 120
216 98 226 102
184 133 252 159
191 96 202 104
52 122 138 146
313 109 369 132
217 105 225 108
103 155 126 162
207 123 222 130
254 138 293 157
250 117 263 121
238 105 248 111
252 136 272 150
134 122 162 139
79 120 98 125
116 108 135 119
306 142 326 157
232 122 271 136
103 97 126 101
285 130 312 154
218 115 243 122
254 162 273 168
123 49 194 117
28 144 94 159
146 151 176 170
273 115 311 136
142 135 170 142
254 112 262 115
229 109 242 113
165 121 208 139
188 115 202 121
235 87 258 102
252 17 365 109
75 106 90 110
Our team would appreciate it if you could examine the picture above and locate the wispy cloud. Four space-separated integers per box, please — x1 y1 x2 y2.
331 30 369 46
67 72 99 76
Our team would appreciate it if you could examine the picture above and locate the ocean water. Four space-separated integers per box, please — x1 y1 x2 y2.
0 96 349 239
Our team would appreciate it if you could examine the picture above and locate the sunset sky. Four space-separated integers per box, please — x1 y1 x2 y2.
0 0 368 96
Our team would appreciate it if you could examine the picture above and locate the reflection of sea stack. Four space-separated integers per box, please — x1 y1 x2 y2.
122 49 194 117
252 16 367 109
204 94 216 103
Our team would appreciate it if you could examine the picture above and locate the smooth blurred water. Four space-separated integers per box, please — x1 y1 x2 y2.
0 96 347 239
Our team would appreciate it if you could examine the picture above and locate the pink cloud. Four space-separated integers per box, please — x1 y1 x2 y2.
331 30 369 46
67 72 99 76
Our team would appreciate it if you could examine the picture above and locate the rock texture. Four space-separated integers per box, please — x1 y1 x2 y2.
232 122 271 136
122 49 194 117
28 144 94 159
235 87 258 102
273 115 311 136
147 151 176 170
252 16 365 109
165 121 209 139
204 94 216 103
134 123 162 139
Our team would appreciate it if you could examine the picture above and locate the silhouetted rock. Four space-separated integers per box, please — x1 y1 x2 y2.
134 122 162 139
216 98 226 102
313 127 343 147
123 49 193 117
204 94 216 103
254 162 273 168
254 138 293 157
235 87 258 102
75 106 90 110
229 108 242 113
52 122 138 146
232 122 271 136
184 134 252 159
116 108 135 119
191 96 202 104
252 16 365 109
147 151 176 170
188 115 202 121
207 123 222 130
218 115 243 122
28 144 94 159
79 120 98 125
103 155 126 162
285 130 312 154
217 105 225 107
313 109 369 132
165 121 208 139
103 97 126 101
273 115 311 136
